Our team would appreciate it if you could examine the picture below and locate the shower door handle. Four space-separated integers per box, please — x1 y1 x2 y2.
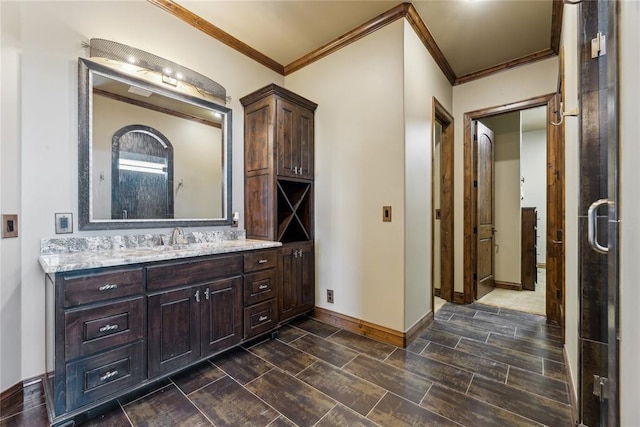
588 199 609 254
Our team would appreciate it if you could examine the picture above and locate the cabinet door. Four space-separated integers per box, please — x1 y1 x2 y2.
297 107 314 180
279 247 298 320
276 98 298 178
299 244 315 311
201 277 243 355
148 287 200 378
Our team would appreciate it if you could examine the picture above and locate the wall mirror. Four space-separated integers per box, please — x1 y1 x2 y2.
78 58 232 230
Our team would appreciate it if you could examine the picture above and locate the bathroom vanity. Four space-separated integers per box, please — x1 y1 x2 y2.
40 233 282 426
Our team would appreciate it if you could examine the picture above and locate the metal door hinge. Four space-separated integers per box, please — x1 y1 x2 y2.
591 32 606 58
473 180 478 188
593 375 609 402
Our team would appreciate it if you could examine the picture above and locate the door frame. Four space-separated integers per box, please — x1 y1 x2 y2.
431 98 454 305
462 93 565 326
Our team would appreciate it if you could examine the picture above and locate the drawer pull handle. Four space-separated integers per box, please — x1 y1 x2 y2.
258 259 268 264
258 284 269 290
98 284 118 291
100 370 119 382
99 324 119 333
258 315 268 322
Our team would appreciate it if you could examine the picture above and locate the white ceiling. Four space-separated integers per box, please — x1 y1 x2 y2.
175 0 555 78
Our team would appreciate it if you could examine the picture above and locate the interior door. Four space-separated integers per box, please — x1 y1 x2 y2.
474 121 495 299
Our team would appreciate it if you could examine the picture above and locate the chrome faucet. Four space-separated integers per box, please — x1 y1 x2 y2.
170 227 185 245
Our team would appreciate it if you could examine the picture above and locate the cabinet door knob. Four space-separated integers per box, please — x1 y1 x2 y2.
294 166 298 174
195 289 200 302
299 167 303 175
205 288 210 300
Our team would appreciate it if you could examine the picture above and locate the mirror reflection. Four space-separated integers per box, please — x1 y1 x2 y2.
79 58 232 230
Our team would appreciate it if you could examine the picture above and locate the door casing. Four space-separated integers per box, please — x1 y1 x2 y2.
462 93 565 327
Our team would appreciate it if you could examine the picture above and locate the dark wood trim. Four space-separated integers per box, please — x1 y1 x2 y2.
453 292 465 304
311 307 405 347
455 49 556 86
405 4 457 85
405 311 434 346
94 88 221 128
284 3 409 76
150 0 559 85
463 94 563 321
432 97 455 306
494 281 522 291
0 375 43 403
550 0 564 55
239 83 317 111
146 0 284 75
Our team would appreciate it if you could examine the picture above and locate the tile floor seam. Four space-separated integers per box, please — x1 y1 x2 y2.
169 377 216 426
364 390 388 420
418 382 434 406
117 400 135 427
505 365 511 384
465 373 475 395
181 371 228 397
120 382 173 407
309 402 338 427
293 359 320 379
241 367 276 388
222 370 286 425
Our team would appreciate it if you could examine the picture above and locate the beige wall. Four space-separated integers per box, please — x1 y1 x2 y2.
620 1 640 423
520 127 547 264
403 21 453 330
560 1 580 404
0 0 23 393
0 0 282 390
452 58 558 293
286 19 453 332
285 20 407 331
481 112 521 285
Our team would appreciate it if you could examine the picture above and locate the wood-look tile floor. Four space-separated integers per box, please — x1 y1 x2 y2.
0 303 573 427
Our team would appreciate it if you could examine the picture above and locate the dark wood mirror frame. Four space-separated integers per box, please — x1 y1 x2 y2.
78 58 232 230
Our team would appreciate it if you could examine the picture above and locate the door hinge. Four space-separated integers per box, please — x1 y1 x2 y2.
593 375 609 402
473 273 478 280
591 32 606 58
473 180 478 188
473 227 477 234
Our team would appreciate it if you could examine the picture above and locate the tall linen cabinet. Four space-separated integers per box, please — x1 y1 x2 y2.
240 84 317 322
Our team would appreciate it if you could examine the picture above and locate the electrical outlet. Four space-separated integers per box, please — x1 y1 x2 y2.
327 289 334 304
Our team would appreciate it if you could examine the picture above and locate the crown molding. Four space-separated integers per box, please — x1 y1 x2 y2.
455 48 557 86
150 0 558 86
147 0 284 75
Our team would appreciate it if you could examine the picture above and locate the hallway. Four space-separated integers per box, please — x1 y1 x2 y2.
1 303 572 426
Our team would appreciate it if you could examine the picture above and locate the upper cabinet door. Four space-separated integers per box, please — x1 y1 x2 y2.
276 99 314 180
297 107 314 180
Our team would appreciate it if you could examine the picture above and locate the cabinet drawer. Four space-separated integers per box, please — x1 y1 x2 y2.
147 255 242 291
63 268 143 308
66 342 144 411
244 270 276 306
244 299 277 339
243 250 277 273
65 297 144 360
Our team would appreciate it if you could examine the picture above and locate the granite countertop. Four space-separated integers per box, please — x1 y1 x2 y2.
39 231 282 273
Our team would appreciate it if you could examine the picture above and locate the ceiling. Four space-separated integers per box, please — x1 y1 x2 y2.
167 0 559 83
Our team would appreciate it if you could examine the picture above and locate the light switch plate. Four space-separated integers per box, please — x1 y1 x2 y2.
382 206 392 222
2 214 18 238
55 213 73 234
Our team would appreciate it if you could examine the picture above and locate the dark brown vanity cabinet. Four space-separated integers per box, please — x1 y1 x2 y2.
146 255 243 378
45 248 278 425
280 243 315 321
47 267 146 416
241 84 317 322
